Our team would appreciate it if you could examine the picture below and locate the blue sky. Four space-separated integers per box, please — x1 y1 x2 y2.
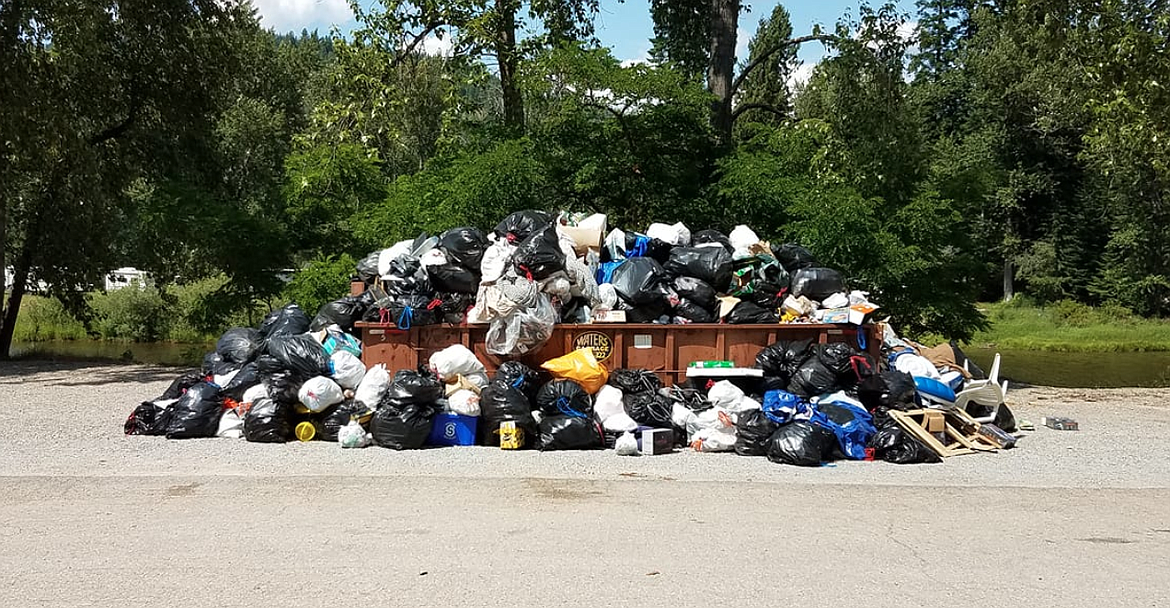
252 0 917 68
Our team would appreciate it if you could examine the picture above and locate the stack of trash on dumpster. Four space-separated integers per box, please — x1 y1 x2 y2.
125 207 1017 466
347 211 879 357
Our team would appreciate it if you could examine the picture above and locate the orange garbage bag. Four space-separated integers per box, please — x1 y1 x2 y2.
541 348 609 394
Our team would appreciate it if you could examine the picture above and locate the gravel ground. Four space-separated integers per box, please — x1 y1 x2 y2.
2 361 1167 488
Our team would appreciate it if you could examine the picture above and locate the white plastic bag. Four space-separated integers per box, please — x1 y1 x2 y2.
338 419 371 448
330 350 366 390
213 368 239 388
692 425 737 452
594 385 625 423
894 352 942 380
429 344 486 381
729 225 760 250
299 376 344 413
730 396 762 415
541 274 573 299
822 292 850 309
480 237 517 283
241 384 268 405
354 363 390 408
486 295 557 356
615 432 640 456
448 389 482 417
686 406 734 442
603 412 638 433
597 283 618 310
646 222 691 247
707 381 745 410
420 249 448 267
378 240 414 276
216 410 244 439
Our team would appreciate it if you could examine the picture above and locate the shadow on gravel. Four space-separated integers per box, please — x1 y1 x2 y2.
0 361 189 386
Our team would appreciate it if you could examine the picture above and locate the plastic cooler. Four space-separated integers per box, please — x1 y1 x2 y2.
426 413 478 446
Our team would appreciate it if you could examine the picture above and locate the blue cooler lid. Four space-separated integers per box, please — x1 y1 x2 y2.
914 376 956 405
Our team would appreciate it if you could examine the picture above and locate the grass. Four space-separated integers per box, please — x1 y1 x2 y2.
965 299 1170 353
13 296 89 342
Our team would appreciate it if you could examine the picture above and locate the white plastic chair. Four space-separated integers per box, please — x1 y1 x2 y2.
954 353 1008 424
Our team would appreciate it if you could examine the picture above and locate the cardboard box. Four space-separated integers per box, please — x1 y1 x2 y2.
1041 416 1079 431
923 411 946 434
592 309 627 323
640 428 674 455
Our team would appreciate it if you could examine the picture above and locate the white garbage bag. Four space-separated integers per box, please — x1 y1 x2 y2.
729 225 761 259
241 384 268 404
429 344 486 381
338 419 371 448
707 381 745 410
894 352 942 380
330 351 366 390
378 240 414 276
692 425 737 452
354 364 390 408
646 222 691 247
597 283 618 310
480 237 517 283
299 376 344 413
603 412 638 433
448 389 482 417
615 432 640 456
594 385 625 423
213 368 240 388
217 409 244 439
822 292 850 309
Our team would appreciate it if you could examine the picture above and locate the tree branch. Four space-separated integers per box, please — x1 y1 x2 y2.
731 102 787 123
395 21 441 67
582 101 640 165
732 34 838 95
88 99 140 145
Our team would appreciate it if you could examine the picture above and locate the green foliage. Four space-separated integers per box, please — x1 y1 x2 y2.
282 254 359 317
13 297 88 342
737 5 798 126
284 143 387 256
649 0 711 78
970 300 1170 352
88 288 173 343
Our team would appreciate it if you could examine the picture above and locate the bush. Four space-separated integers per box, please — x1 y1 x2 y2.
13 296 88 342
282 254 357 316
88 287 171 342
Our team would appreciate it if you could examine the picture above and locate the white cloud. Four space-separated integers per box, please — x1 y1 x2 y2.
252 0 352 33
787 61 817 90
735 27 750 63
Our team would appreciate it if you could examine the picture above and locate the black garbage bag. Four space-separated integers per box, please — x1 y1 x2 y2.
665 246 734 292
673 276 718 311
787 356 839 399
319 400 373 442
382 369 444 407
869 408 941 464
815 343 858 378
386 294 441 328
623 301 672 323
624 392 673 428
537 414 603 451
755 340 813 381
966 402 1018 433
356 251 380 283
435 292 475 324
774 243 818 273
202 352 239 377
439 227 488 271
124 401 173 436
738 280 788 310
611 257 671 306
494 361 541 402
608 369 663 395
480 379 537 446
310 296 369 333
371 402 437 450
692 229 733 252
243 397 292 443
495 210 553 243
675 299 716 323
158 371 206 401
216 327 263 364
621 233 674 264
383 256 432 297
765 421 836 466
221 362 261 402
759 376 790 396
790 267 847 302
858 371 917 411
258 304 311 339
725 300 779 324
513 224 566 281
535 379 593 418
734 409 780 456
428 264 479 294
266 334 330 378
165 382 223 439
261 370 307 406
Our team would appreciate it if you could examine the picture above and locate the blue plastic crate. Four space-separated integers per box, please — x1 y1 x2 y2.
426 413 478 447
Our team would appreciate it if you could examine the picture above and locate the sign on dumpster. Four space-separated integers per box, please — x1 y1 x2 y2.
573 331 613 362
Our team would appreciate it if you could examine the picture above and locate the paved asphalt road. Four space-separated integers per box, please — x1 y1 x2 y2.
1 363 1168 607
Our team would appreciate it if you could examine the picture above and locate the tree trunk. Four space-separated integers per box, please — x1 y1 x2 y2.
0 241 32 359
1002 258 1014 302
707 0 739 145
495 0 524 133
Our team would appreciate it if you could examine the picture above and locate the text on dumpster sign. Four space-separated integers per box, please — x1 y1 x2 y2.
573 331 613 362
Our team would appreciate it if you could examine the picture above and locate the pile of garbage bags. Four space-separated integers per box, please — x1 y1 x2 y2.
126 312 1010 466
349 211 879 357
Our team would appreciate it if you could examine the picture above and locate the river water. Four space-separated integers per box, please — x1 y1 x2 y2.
9 340 1170 388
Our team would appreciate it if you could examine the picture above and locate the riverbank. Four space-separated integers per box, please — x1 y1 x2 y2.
965 300 1170 352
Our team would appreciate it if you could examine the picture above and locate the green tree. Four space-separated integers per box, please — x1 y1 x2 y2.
736 5 798 126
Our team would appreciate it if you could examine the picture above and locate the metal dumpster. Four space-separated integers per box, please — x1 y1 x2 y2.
355 321 880 386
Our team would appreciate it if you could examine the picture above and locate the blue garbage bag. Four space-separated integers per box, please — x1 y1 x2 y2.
762 390 812 425
811 401 876 460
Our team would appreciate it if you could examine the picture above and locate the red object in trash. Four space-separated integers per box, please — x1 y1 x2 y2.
864 447 876 461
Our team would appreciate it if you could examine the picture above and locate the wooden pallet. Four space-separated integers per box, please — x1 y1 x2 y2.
889 408 999 458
